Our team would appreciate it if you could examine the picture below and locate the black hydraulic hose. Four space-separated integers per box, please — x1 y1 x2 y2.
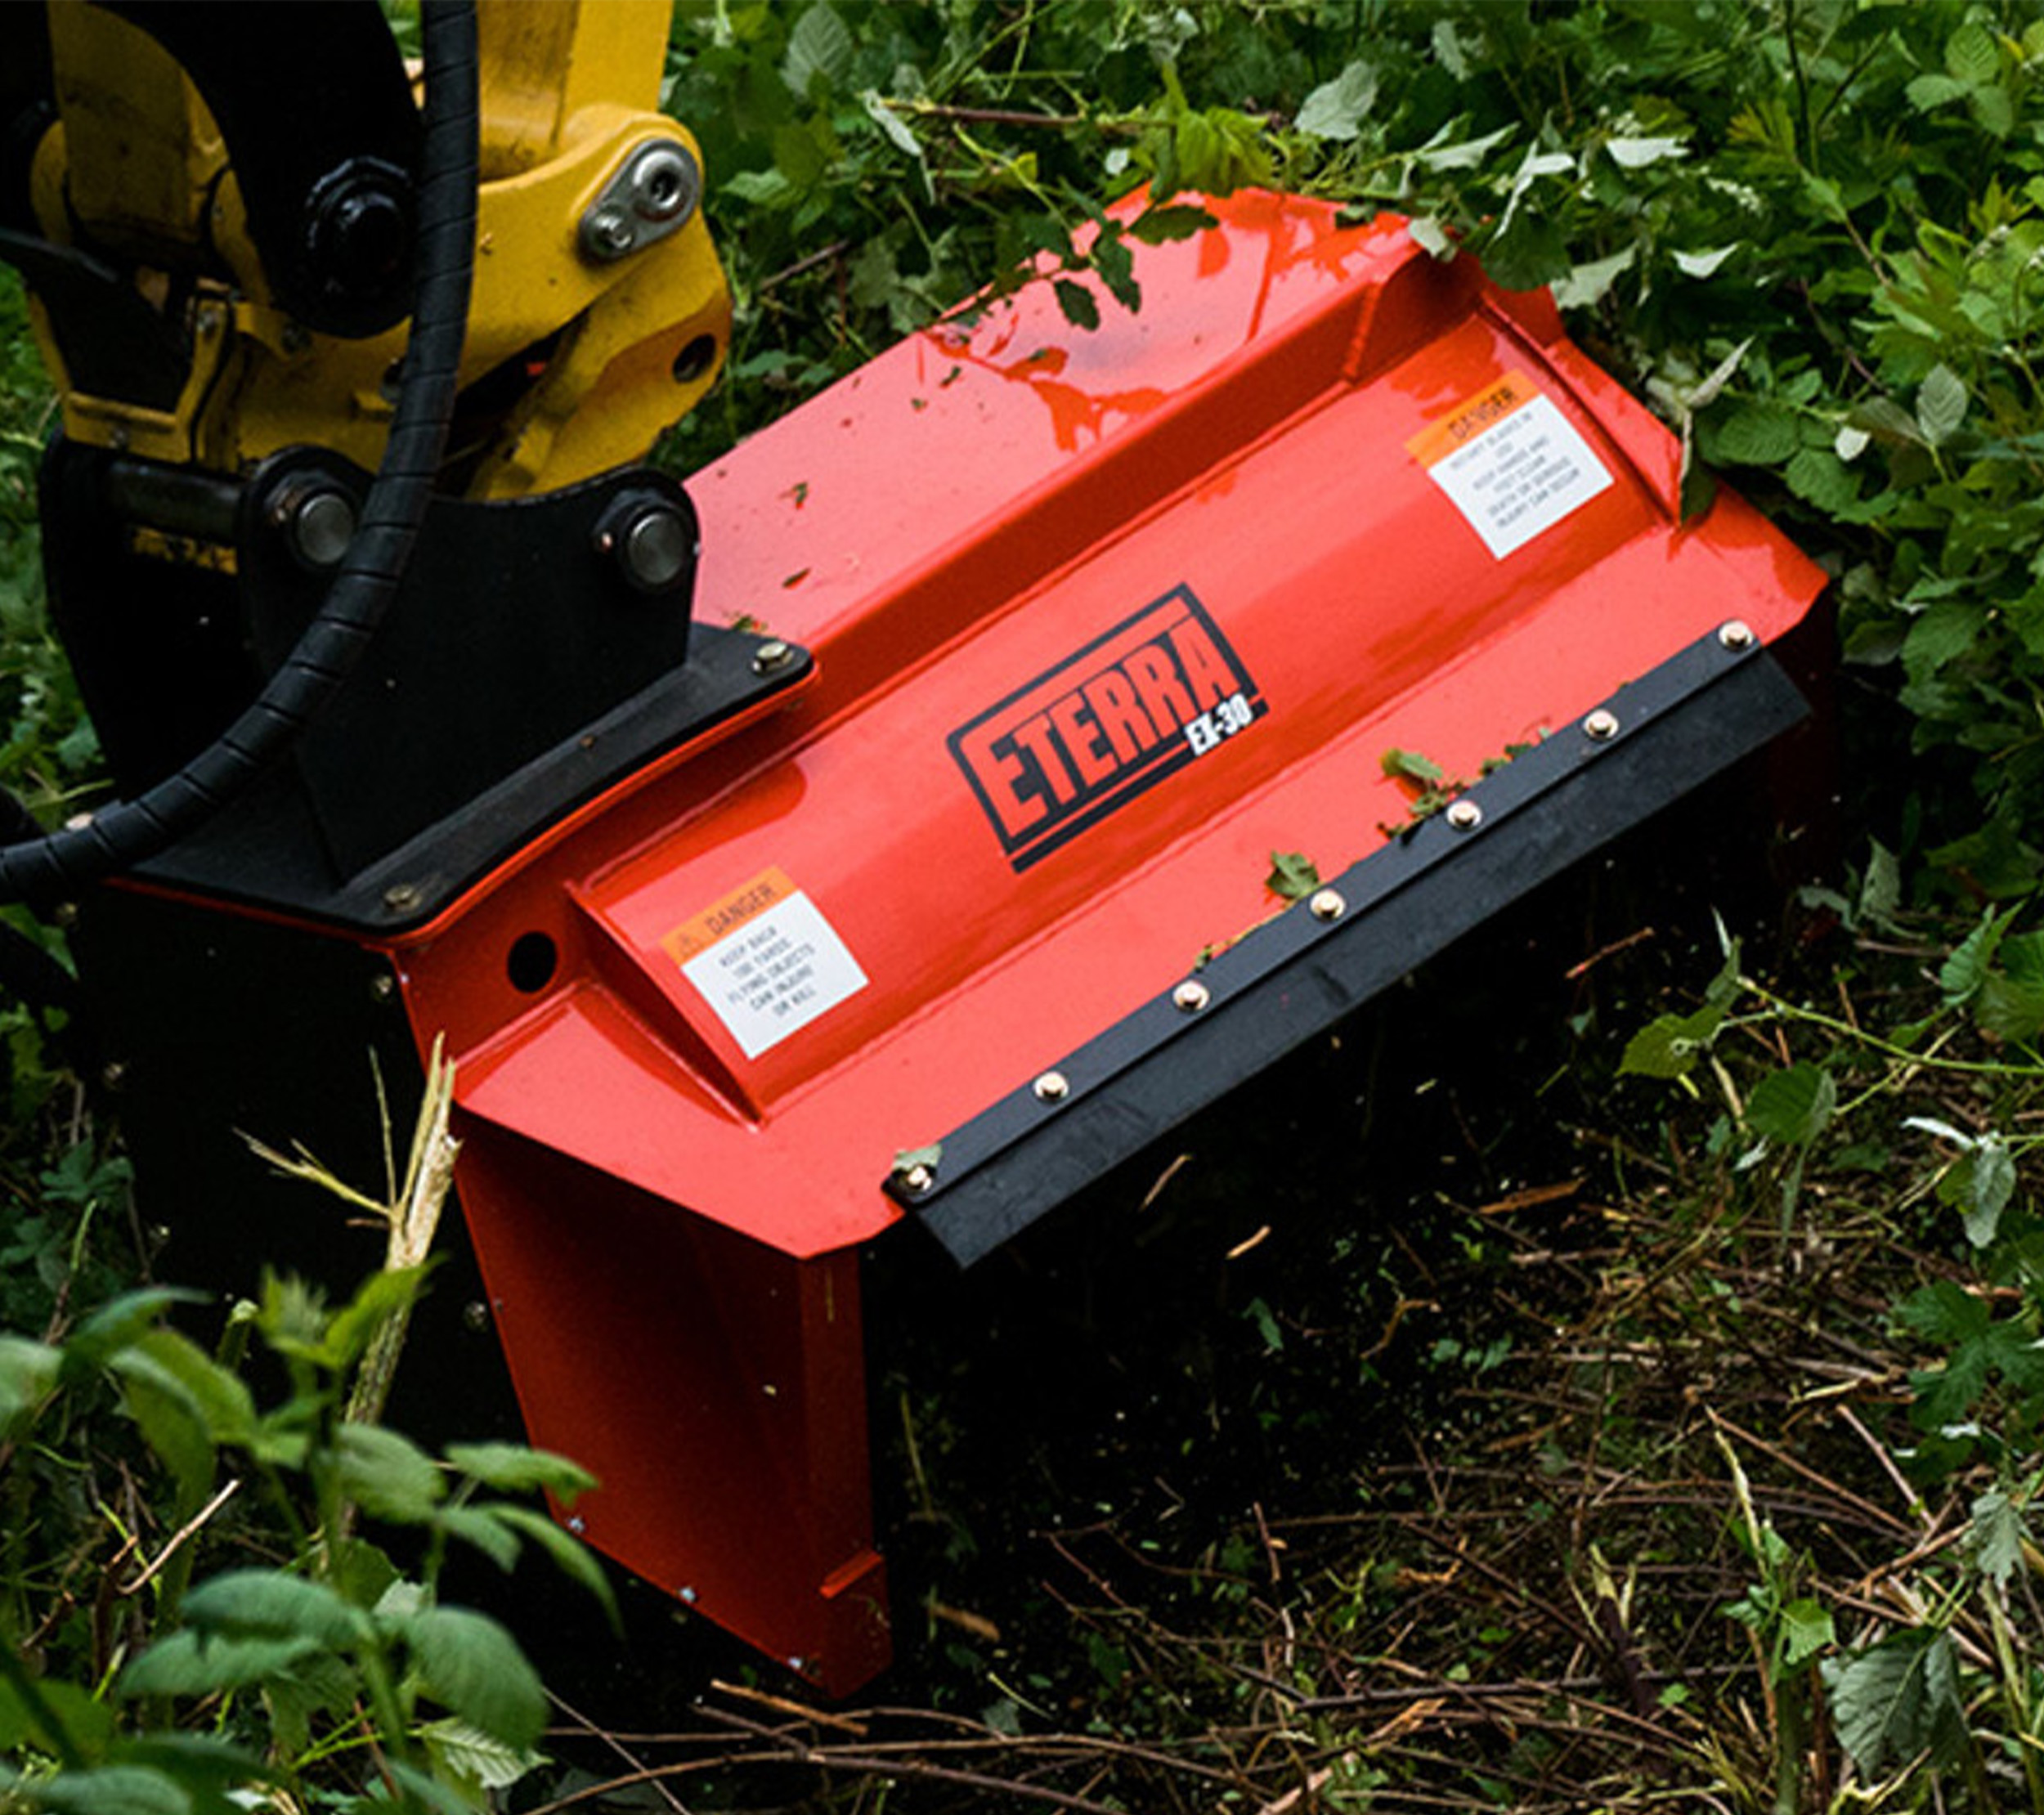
0 0 479 903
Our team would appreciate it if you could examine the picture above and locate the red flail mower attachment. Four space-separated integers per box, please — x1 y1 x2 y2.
83 194 1825 1692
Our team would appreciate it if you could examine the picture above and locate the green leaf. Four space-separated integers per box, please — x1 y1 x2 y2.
61 1289 195 1376
182 1569 362 1647
1710 406 1799 466
1673 244 1739 279
120 1630 325 1698
419 1719 542 1795
1266 851 1320 902
1604 134 1687 168
0 1333 60 1432
1407 216 1455 260
115 1329 256 1447
722 167 796 209
1859 840 1903 926
262 1653 359 1761
860 92 921 160
1778 1597 1835 1669
434 1505 522 1574
1745 1064 1836 1148
1783 447 1859 515
1823 1627 1966 1776
1380 747 1443 786
405 1607 547 1753
113 1365 215 1512
443 1442 598 1500
1944 21 2000 86
1296 61 1378 141
1978 970 2044 1042
1413 123 1515 173
1916 364 1969 448
1620 1004 1727 1079
338 1423 445 1524
29 1766 198 1815
1958 1138 2015 1246
1052 280 1099 331
323 1266 428 1374
1972 1488 2027 1586
1899 1278 1990 1347
781 3 854 100
1549 246 1635 312
486 1505 620 1630
1906 71 1971 112
1126 203 1216 245
1941 908 2015 1005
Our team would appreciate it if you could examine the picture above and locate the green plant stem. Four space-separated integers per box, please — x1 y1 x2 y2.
1737 985 2044 1078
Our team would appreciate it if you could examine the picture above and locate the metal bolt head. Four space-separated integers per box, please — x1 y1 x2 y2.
752 639 794 675
382 883 422 915
1309 887 1347 921
462 1300 489 1333
679 1584 698 1605
1033 1069 1070 1104
369 973 397 1003
1583 707 1620 742
290 489 357 567
898 1163 935 1194
101 1060 128 1091
1172 979 1211 1013
583 203 638 262
617 504 692 592
52 902 78 929
629 144 697 222
1719 619 1755 652
1445 798 1483 831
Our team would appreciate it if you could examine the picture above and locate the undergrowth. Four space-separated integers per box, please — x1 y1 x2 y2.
7 2 2044 1813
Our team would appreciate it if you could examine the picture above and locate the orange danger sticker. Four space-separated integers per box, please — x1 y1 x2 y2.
1409 372 1613 559
1405 372 1541 471
661 867 799 965
661 868 867 1059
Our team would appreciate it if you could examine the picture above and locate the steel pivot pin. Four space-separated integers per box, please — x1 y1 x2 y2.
1173 979 1211 1013
1310 887 1347 921
1719 620 1755 651
1033 1069 1070 1103
1583 707 1620 742
1446 799 1483 831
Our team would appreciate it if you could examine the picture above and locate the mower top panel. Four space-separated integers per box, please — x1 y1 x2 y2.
418 190 1825 1265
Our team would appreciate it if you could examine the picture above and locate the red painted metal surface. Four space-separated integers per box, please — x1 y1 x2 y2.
375 190 1826 1691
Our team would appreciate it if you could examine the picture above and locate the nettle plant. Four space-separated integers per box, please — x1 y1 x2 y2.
0 1266 609 1815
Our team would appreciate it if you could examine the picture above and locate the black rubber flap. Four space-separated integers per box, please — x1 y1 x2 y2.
900 627 1809 1267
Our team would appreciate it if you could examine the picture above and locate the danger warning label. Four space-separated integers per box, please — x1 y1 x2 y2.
661 868 867 1059
1410 373 1613 559
949 585 1266 872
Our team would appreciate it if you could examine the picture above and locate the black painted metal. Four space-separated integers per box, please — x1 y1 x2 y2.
43 439 809 930
901 630 1810 1267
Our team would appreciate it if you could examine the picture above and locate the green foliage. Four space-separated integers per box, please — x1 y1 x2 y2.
0 1267 607 1815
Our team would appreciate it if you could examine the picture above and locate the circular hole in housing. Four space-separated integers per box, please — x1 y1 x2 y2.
672 334 717 384
507 931 559 994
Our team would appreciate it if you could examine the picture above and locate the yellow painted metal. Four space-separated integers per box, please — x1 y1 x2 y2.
32 0 728 499
45 1 224 267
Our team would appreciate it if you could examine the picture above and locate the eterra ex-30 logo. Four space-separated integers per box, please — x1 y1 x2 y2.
949 584 1266 872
